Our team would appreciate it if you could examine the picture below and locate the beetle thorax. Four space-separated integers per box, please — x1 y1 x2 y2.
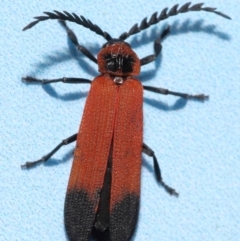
97 42 140 78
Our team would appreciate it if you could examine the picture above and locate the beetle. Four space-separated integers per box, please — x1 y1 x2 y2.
21 2 230 241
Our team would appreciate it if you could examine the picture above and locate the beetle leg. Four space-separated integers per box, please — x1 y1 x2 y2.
21 133 78 169
143 85 209 101
140 26 170 66
142 143 179 197
22 76 92 85
59 20 98 64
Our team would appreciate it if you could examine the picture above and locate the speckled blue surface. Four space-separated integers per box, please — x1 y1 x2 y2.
1 1 239 240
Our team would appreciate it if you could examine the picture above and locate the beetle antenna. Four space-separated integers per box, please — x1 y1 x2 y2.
22 10 112 41
119 2 231 40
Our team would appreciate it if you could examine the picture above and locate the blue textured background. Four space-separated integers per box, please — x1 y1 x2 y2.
1 1 239 240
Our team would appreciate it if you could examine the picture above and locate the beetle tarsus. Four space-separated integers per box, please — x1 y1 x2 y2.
22 76 43 83
160 181 179 197
21 160 43 169
189 94 209 101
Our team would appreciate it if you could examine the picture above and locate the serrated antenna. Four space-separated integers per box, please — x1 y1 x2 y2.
119 2 231 40
23 10 112 41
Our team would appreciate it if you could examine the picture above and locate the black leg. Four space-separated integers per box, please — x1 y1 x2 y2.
21 133 78 169
140 26 170 66
143 85 209 101
59 20 98 64
142 143 178 197
22 76 92 85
